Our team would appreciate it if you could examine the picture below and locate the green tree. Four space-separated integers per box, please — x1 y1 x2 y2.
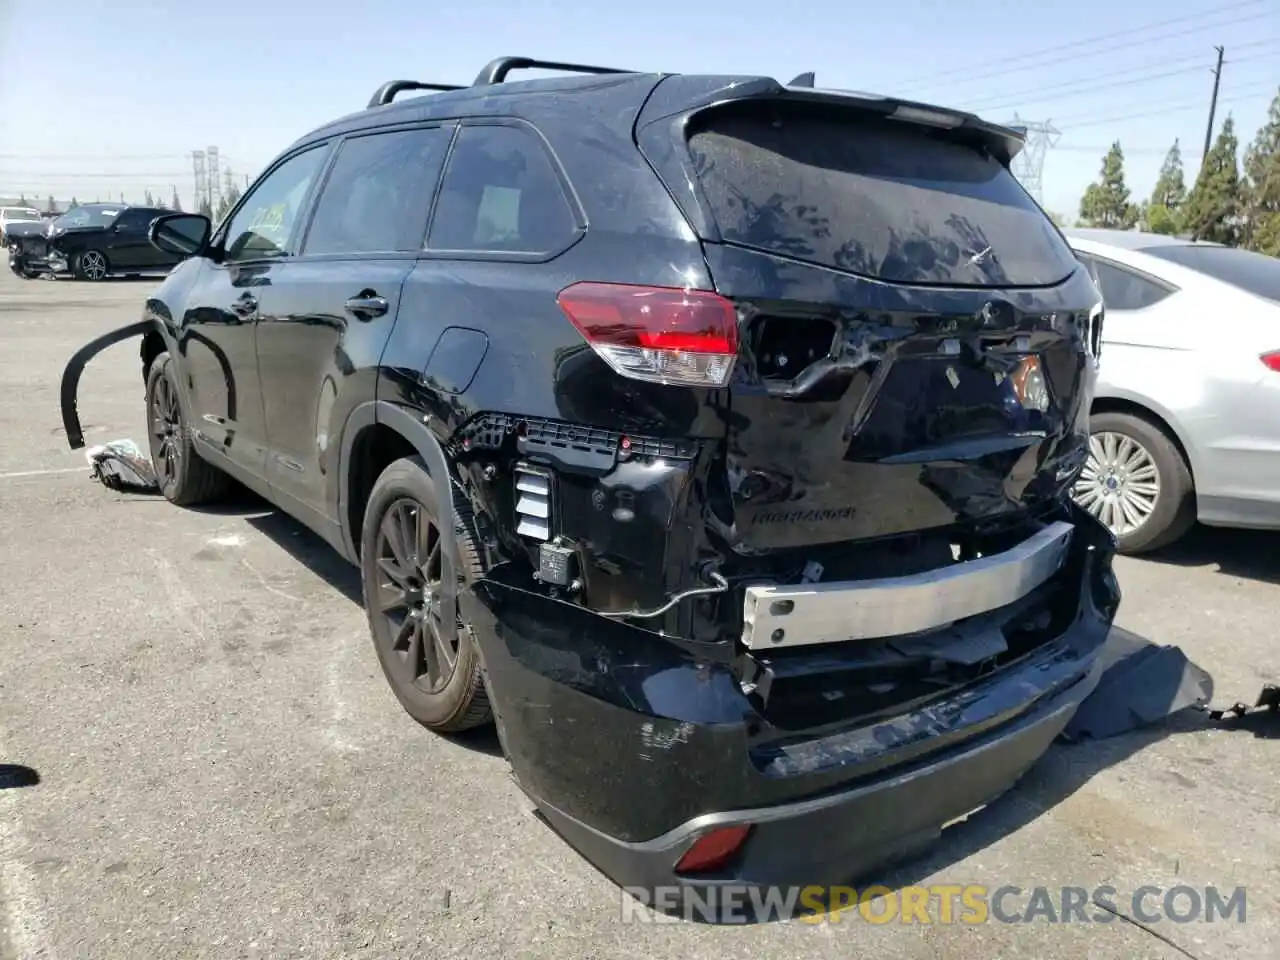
1144 140 1187 235
1078 142 1139 229
144 189 155 206
68 197 79 210
171 190 183 212
1241 88 1280 256
17 194 27 206
197 198 214 220
1183 115 1242 245
45 195 56 214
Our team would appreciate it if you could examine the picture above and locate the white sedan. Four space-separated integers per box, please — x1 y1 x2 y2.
1065 228 1280 554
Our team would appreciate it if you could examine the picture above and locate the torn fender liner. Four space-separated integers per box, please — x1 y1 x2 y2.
1059 627 1214 741
85 439 159 493
60 320 153 450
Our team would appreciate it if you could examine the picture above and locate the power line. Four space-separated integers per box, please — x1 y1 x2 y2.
0 171 191 179
895 10 1274 97
958 42 1280 114
1054 87 1275 132
894 0 1269 91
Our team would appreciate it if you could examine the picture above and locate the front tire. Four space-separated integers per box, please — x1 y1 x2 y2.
145 352 230 505
1073 411 1195 554
73 249 109 281
361 456 491 733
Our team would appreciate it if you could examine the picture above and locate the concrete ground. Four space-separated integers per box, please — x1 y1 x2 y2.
0 264 1277 960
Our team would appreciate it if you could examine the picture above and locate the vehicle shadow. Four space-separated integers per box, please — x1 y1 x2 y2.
0 764 41 789
186 490 505 758
1136 525 1280 586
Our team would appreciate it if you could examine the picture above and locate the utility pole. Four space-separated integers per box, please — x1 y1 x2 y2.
1202 46 1225 161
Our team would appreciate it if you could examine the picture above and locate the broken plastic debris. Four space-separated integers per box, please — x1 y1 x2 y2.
1060 628 1214 741
85 439 159 493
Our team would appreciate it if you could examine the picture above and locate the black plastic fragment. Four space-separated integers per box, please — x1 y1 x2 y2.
1060 627 1214 741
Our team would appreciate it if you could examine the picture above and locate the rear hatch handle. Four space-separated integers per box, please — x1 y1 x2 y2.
60 321 153 450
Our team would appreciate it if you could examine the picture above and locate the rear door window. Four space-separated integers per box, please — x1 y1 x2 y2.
686 106 1078 287
426 124 577 254
113 209 156 234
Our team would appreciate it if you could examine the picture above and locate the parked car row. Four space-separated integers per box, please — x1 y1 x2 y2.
1063 229 1280 554
6 203 183 279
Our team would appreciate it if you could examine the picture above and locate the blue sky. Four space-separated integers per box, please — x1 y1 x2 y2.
1 0 1277 219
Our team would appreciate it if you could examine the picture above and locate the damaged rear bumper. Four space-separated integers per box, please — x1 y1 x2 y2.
462 502 1120 893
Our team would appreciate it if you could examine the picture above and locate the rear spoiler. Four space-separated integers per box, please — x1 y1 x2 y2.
637 76 1026 166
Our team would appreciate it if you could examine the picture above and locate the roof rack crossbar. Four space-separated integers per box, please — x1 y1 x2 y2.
367 80 466 109
472 57 636 86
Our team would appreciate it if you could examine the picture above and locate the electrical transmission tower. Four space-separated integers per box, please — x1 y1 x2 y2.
206 146 221 213
1005 114 1060 206
191 150 207 212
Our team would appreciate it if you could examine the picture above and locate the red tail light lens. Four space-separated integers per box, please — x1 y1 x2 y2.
556 282 739 387
673 824 753 875
1261 351 1280 372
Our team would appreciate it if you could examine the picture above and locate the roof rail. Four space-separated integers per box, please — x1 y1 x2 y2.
367 80 466 109
472 56 636 86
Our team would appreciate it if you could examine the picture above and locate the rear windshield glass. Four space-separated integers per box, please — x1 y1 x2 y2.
1140 243 1280 304
687 106 1078 287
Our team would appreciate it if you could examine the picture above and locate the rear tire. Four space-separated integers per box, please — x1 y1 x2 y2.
145 352 230 506
360 456 492 733
1074 411 1195 554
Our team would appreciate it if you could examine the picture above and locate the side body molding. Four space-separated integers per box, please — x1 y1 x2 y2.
61 320 158 449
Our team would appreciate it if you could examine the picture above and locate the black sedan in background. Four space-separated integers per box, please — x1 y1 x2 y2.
7 204 183 280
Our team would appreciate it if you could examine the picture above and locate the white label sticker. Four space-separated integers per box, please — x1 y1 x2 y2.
946 366 960 389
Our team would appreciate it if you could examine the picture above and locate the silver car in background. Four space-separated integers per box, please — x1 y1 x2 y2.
1064 228 1280 554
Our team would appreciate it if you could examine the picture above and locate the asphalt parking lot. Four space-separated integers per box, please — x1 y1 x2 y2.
1 265 1278 960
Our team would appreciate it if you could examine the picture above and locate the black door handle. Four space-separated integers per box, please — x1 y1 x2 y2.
230 293 258 317
344 294 389 320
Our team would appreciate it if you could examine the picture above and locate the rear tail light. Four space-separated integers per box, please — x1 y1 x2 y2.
673 824 753 875
556 282 739 387
1261 351 1280 373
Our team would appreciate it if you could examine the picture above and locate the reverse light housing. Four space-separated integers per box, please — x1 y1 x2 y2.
556 282 739 387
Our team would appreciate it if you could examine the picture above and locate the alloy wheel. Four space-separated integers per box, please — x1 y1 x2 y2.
1073 431 1162 536
149 371 184 487
80 250 107 280
372 498 460 694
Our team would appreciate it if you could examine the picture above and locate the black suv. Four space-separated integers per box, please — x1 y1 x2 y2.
9 203 180 280
62 57 1119 901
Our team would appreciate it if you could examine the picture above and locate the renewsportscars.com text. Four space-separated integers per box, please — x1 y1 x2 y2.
620 883 1248 925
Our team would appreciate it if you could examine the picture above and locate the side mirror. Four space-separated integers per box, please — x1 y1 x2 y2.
149 213 211 259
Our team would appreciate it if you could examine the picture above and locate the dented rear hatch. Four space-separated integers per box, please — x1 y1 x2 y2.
636 83 1102 553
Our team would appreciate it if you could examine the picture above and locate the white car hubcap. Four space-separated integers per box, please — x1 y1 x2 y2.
1073 431 1162 536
